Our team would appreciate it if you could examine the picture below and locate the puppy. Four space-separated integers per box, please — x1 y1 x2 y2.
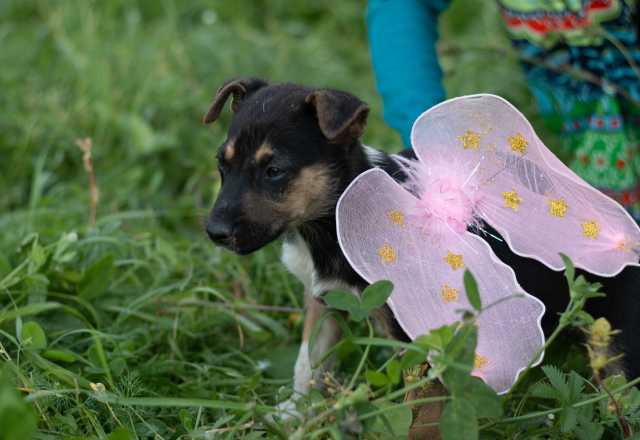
202 78 640 415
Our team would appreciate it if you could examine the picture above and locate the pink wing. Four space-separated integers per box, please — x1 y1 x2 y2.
411 94 640 276
337 168 545 393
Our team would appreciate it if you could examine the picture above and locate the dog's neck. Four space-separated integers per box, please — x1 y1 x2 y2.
293 142 391 288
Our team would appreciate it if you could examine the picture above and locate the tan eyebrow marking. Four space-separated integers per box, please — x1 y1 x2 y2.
224 141 236 161
255 143 273 163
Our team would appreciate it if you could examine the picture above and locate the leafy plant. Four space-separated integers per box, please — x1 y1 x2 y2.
0 369 37 440
324 280 394 322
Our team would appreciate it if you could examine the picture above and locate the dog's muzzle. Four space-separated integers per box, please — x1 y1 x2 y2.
206 218 234 245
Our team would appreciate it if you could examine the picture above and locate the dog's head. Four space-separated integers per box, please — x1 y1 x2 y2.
203 78 370 254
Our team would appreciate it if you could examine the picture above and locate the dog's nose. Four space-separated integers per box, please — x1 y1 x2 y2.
206 220 233 243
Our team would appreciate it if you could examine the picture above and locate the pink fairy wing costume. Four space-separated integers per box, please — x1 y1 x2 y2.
336 94 640 393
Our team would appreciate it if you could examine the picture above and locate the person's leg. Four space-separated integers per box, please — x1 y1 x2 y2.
564 96 640 221
366 0 449 147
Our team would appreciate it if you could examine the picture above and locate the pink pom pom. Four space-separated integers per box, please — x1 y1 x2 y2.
398 157 483 235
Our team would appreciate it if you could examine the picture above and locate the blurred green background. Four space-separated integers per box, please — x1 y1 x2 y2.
0 1 543 438
1 0 535 226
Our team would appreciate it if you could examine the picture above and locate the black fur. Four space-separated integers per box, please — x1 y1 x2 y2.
204 79 640 378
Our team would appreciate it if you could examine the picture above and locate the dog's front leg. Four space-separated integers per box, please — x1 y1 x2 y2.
277 294 341 419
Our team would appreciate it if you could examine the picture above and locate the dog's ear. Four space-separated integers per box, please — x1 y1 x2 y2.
203 78 268 124
305 89 369 143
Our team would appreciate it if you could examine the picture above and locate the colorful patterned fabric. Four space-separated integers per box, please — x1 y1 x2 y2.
498 0 640 220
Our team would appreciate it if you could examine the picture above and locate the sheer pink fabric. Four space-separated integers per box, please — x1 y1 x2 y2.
410 95 640 275
336 94 640 393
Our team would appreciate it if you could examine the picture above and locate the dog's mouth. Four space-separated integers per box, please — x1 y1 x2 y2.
211 235 239 252
208 224 286 255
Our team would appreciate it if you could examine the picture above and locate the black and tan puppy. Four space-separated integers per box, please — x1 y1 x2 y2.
203 78 640 416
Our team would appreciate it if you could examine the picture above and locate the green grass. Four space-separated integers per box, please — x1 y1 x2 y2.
1 1 638 439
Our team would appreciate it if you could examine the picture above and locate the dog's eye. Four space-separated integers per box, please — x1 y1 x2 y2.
265 166 285 179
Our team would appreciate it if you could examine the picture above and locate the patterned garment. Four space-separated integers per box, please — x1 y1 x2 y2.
498 0 640 220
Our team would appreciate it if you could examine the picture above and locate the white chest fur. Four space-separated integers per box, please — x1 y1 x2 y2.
281 233 315 292
281 233 357 298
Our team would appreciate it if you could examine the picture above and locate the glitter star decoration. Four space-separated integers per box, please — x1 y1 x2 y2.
377 244 397 264
457 129 481 150
474 354 489 370
502 189 522 211
582 220 600 239
444 251 464 270
508 133 528 154
548 198 569 217
387 209 405 227
441 283 459 303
